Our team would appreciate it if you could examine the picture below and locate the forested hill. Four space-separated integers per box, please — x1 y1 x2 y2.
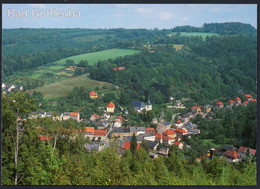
90 34 257 105
172 22 256 35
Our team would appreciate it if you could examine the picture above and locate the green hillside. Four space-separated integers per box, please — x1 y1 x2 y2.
55 49 140 66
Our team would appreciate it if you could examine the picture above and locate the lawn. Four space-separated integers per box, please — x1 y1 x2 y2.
28 74 112 99
169 32 219 40
55 49 140 66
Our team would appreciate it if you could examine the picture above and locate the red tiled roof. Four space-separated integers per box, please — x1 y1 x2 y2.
84 127 95 135
89 91 97 96
244 101 249 105
216 101 223 105
177 120 182 124
252 99 257 102
94 130 107 136
237 103 243 106
163 129 176 136
174 141 181 146
40 136 52 141
117 116 123 120
245 94 253 99
174 128 187 134
223 150 239 158
249 149 256 156
107 101 115 108
93 113 98 118
114 68 117 71
228 100 235 103
155 133 163 139
118 67 125 70
163 135 174 140
238 146 248 153
70 112 79 116
191 106 200 109
234 97 241 102
145 128 155 134
122 141 141 150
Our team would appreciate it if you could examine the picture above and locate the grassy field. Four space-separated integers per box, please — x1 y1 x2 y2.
28 74 112 99
168 32 219 40
173 44 184 51
55 49 140 66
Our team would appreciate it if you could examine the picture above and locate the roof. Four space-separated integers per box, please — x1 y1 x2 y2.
228 100 235 103
40 136 52 141
70 112 79 117
155 133 163 139
177 120 182 124
237 103 243 106
131 100 145 109
174 141 181 146
163 129 176 136
145 128 155 133
146 100 152 106
222 145 237 151
252 99 257 102
130 127 137 132
249 149 256 156
243 101 249 105
163 135 174 140
117 115 123 120
223 150 239 158
93 113 98 118
64 112 71 116
191 106 200 110
122 141 141 150
245 94 253 99
142 132 155 138
107 101 115 108
216 101 223 105
174 128 187 134
84 127 95 134
114 68 117 71
137 127 145 132
89 91 97 96
144 140 159 148
94 130 107 136
118 67 125 70
234 97 241 101
238 146 248 153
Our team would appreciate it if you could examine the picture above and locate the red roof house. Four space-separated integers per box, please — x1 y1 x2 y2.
252 99 257 102
223 150 239 162
118 67 125 70
70 112 79 117
228 100 235 104
216 101 224 108
234 97 241 102
243 101 249 106
40 136 52 141
174 128 187 134
244 94 253 100
145 128 155 134
249 149 256 156
216 101 223 105
89 91 98 99
117 115 123 120
238 146 248 153
122 141 141 150
107 101 115 108
177 120 182 124
93 113 98 118
94 130 107 136
114 68 117 71
163 130 176 136
191 106 200 110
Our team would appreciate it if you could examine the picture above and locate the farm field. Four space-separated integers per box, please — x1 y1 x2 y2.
55 49 140 66
28 74 112 99
168 32 219 40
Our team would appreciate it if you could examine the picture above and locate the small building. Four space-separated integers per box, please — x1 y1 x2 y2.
191 106 201 114
85 143 100 152
243 101 249 106
234 97 241 103
145 128 155 134
113 120 122 128
63 112 71 121
16 85 23 91
131 100 152 112
118 67 125 70
46 112 53 118
174 141 183 149
228 100 235 106
215 101 224 109
151 118 158 124
38 112 46 118
244 94 253 101
203 104 212 113
121 141 141 152
29 112 38 119
107 101 115 113
155 133 163 143
84 127 95 135
174 100 185 109
53 113 63 121
238 146 248 160
89 91 98 99
141 133 155 142
149 152 159 159
90 113 99 121
157 147 169 156
145 140 159 151
70 112 80 122
137 127 145 135
223 150 239 163
2 83 6 89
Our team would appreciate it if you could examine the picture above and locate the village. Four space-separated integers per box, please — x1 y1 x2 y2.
21 89 256 163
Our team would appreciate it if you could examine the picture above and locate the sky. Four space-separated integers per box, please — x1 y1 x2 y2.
2 4 257 29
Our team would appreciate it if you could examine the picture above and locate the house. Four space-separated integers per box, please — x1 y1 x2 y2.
70 112 80 122
130 127 137 133
191 106 201 114
155 133 163 143
118 67 125 70
174 100 185 109
16 85 23 91
63 112 71 121
114 68 117 71
149 152 159 159
2 83 6 89
29 112 38 119
102 112 110 120
151 118 158 124
39 135 52 141
53 113 63 121
238 146 248 159
140 133 155 142
249 149 256 157
215 101 224 109
38 112 46 118
174 128 187 135
234 97 241 103
117 115 124 121
176 120 182 125
244 94 253 101
145 140 159 151
85 143 100 152
94 130 107 138
162 130 176 145
163 129 176 138
157 147 169 156
89 91 98 99
131 100 152 112
46 112 53 118
221 145 237 152
110 128 135 138
243 101 249 106
107 101 115 113
84 127 95 135
235 103 243 107
174 141 184 149
223 150 239 163
137 127 145 135
251 99 257 102
6 84 15 92
96 120 108 129
145 128 155 134
90 113 99 121
228 100 235 106
121 141 141 151
113 120 122 128
203 104 212 113
182 122 200 134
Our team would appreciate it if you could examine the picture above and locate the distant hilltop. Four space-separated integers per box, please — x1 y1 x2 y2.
172 22 256 36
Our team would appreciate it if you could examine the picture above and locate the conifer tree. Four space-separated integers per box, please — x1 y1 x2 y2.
130 133 137 155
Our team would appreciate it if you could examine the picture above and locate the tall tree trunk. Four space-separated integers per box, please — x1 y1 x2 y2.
52 136 57 155
14 119 19 185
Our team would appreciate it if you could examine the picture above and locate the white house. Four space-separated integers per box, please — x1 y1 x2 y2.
63 112 71 121
113 120 122 128
137 127 145 135
142 133 155 142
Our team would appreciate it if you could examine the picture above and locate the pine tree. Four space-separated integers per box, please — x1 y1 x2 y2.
130 133 137 155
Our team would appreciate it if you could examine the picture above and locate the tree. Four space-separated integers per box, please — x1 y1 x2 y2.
130 133 137 155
